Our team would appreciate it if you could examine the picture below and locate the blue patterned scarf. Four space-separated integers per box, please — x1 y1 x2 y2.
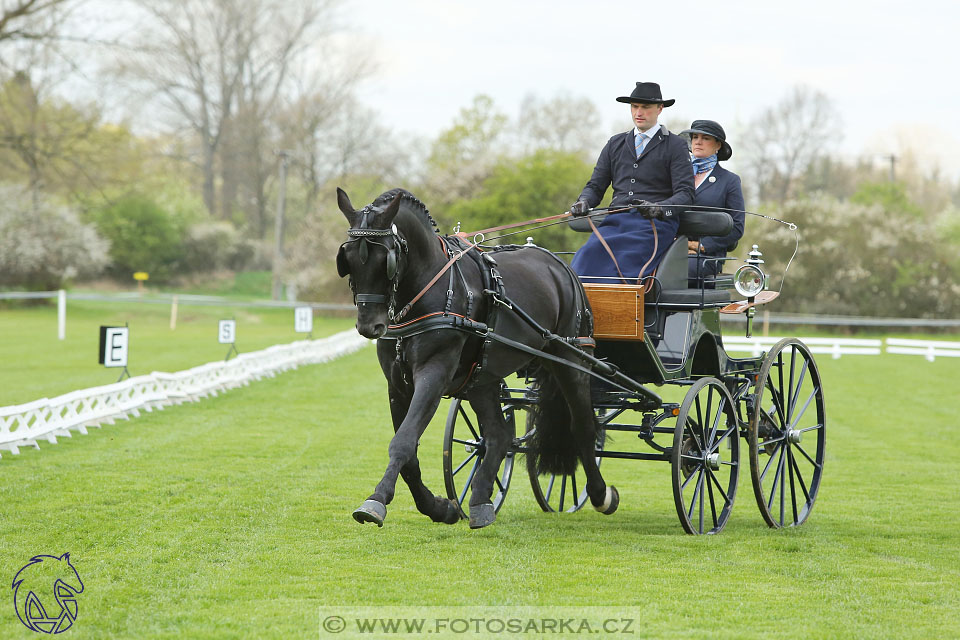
691 154 718 175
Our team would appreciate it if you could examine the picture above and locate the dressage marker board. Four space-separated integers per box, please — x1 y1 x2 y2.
98 326 129 368
294 307 313 333
218 320 237 344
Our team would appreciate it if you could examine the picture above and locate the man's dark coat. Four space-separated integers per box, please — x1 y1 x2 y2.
571 127 694 281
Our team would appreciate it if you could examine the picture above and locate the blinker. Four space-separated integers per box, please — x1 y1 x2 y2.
336 245 350 277
386 248 398 279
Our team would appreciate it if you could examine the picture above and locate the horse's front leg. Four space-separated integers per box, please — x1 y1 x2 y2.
352 361 456 527
385 385 461 525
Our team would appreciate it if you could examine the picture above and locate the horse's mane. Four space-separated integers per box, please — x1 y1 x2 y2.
372 189 438 233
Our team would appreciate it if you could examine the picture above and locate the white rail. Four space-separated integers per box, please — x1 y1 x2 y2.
0 330 369 458
885 338 960 362
722 336 883 359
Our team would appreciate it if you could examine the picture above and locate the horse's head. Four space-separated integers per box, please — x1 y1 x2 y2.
336 187 408 338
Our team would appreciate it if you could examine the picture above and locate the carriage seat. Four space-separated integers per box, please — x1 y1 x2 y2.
569 207 735 305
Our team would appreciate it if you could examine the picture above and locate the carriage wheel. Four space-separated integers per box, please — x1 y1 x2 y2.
671 377 740 535
442 397 516 518
748 338 825 528
527 410 606 514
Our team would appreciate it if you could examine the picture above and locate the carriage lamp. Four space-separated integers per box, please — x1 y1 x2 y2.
733 245 767 299
733 264 765 298
734 245 768 339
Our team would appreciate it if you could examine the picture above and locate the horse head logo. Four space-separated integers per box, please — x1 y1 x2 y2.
12 553 84 634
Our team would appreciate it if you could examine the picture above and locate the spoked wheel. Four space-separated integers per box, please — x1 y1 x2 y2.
527 410 606 514
671 377 740 535
749 338 826 528
442 396 517 518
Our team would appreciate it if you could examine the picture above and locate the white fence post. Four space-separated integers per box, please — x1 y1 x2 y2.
58 289 66 340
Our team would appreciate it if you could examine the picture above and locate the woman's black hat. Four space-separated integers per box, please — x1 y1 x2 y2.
680 119 733 161
615 82 675 107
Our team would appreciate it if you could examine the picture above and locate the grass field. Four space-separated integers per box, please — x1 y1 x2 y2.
1 305 959 638
0 300 354 406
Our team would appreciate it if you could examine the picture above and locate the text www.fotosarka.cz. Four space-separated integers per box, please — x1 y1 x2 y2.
319 607 640 637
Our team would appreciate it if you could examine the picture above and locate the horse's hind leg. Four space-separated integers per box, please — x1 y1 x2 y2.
548 363 619 515
463 381 513 529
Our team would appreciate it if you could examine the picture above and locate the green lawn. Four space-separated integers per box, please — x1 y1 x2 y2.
0 327 957 638
0 300 355 406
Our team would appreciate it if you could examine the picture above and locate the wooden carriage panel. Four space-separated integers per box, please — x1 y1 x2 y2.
582 283 645 341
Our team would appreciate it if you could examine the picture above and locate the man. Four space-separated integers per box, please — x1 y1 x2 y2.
569 82 694 282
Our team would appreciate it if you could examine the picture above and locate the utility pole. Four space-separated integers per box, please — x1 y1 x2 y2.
884 153 897 182
272 150 290 300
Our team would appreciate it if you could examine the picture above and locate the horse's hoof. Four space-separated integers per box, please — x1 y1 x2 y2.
430 498 463 525
352 500 387 527
593 485 619 515
469 502 496 529
444 499 464 524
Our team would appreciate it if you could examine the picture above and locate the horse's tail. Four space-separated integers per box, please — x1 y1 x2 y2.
526 373 582 476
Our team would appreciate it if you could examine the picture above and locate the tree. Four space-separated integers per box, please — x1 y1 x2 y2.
739 86 840 204
0 0 74 45
0 71 143 207
516 93 601 155
424 94 509 211
446 149 593 252
116 0 343 222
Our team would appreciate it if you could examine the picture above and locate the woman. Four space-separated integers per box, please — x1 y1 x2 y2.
680 120 745 286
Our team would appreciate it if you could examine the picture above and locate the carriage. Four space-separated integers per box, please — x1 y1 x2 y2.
440 207 825 535
337 188 825 535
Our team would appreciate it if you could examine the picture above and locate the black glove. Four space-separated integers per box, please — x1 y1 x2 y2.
569 200 590 217
633 200 664 220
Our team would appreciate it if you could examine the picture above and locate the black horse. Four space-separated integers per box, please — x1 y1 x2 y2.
336 187 619 528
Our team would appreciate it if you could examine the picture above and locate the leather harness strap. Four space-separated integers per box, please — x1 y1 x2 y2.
395 238 481 321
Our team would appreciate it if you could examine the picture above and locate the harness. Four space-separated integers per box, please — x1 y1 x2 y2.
340 217 661 406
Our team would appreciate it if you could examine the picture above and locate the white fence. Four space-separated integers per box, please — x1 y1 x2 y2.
723 336 960 361
885 338 960 362
0 330 369 458
723 336 883 359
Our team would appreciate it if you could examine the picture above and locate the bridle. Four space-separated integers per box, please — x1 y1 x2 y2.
337 206 409 321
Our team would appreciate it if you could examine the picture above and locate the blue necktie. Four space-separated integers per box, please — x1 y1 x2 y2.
635 133 647 158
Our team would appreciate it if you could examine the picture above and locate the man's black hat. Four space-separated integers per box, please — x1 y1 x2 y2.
615 82 675 107
680 119 733 161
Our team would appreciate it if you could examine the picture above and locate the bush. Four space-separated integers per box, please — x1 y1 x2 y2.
89 195 186 282
0 184 109 289
181 222 266 273
741 193 960 317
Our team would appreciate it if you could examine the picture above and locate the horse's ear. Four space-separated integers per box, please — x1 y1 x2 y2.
375 193 403 228
336 187 357 226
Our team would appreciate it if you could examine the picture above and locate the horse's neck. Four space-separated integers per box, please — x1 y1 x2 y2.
397 210 445 269
394 210 451 304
